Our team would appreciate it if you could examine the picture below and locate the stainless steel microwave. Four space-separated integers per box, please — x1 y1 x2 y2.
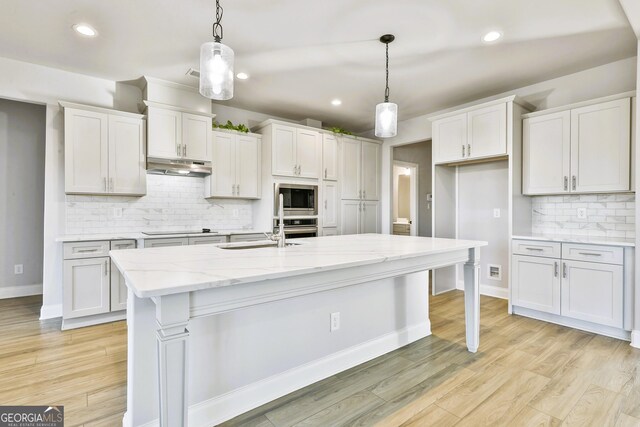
274 183 318 216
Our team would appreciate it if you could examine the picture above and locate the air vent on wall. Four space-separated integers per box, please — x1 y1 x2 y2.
487 265 502 281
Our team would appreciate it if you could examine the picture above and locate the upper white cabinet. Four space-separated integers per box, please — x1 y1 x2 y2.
146 102 213 163
206 130 261 199
432 101 507 164
62 103 146 196
322 133 339 181
341 139 380 201
267 124 321 179
523 95 632 195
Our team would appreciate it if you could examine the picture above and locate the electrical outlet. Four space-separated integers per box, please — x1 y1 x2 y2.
233 209 239 218
14 264 23 275
330 312 340 332
113 207 123 218
577 208 587 219
493 208 501 218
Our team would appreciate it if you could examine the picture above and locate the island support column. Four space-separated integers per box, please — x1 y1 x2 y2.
155 293 190 427
464 247 481 353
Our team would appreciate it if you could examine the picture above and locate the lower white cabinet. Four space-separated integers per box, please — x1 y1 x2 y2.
64 257 111 319
188 236 228 245
340 200 379 235
322 228 338 236
512 239 627 332
143 237 189 248
229 233 265 242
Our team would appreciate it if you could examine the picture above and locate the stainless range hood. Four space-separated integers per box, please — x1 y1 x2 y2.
146 157 212 177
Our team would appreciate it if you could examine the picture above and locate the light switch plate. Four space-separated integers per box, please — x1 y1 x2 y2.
493 208 501 218
577 208 587 219
14 264 23 275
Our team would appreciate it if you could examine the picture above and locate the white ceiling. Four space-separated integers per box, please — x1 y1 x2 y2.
0 0 636 131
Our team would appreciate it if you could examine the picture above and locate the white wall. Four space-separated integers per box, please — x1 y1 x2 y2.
0 99 46 297
378 57 638 234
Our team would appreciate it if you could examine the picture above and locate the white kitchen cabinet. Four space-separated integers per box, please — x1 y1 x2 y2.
109 240 135 312
570 98 630 193
523 95 632 195
322 228 338 237
361 201 380 233
322 134 339 180
207 130 261 199
322 181 338 228
63 103 146 196
432 102 508 164
143 238 189 248
64 257 110 319
270 125 321 179
229 233 265 242
341 139 380 201
340 200 379 235
561 260 623 328
512 255 560 315
523 111 571 195
146 102 214 162
188 236 228 245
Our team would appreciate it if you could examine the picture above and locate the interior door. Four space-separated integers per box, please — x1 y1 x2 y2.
147 107 181 159
182 113 211 162
211 132 236 197
361 201 380 234
467 103 507 159
272 125 297 177
340 200 361 235
236 134 261 198
571 98 631 193
341 139 361 199
322 133 339 180
296 128 320 178
323 181 338 228
432 113 467 163
108 115 146 195
512 255 560 314
523 111 571 195
361 141 380 200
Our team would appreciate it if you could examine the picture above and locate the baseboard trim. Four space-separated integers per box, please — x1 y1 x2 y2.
456 281 509 300
0 284 42 300
129 321 431 427
40 303 62 320
631 330 640 349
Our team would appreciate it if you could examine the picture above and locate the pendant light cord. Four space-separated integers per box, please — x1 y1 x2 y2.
212 0 224 42
384 42 390 102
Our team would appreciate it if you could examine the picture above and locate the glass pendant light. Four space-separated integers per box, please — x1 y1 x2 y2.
375 34 398 138
200 0 234 100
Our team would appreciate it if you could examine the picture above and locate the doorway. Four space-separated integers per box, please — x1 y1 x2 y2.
392 161 418 236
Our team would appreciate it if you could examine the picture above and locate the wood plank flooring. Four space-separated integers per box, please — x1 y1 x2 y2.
2 291 640 426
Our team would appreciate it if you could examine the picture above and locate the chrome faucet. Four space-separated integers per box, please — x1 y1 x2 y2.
265 193 286 248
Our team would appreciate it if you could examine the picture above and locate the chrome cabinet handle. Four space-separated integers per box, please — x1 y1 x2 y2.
104 260 108 276
177 144 181 156
526 247 544 251
324 200 328 209
363 203 366 212
554 262 559 277
76 248 99 253
324 168 327 179
237 184 240 195
104 177 107 191
468 144 471 156
110 178 114 192
572 175 576 190
564 176 568 191
462 145 465 157
578 252 602 257
363 190 366 199
183 145 187 157
563 263 567 279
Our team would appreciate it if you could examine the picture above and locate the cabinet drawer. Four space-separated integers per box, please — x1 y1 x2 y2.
143 238 189 248
110 240 136 251
512 240 561 258
188 236 228 245
229 233 265 243
64 241 110 260
562 243 623 265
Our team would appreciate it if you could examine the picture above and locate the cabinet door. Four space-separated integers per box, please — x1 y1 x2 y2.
296 129 321 178
361 141 380 200
361 201 380 234
323 181 338 228
512 255 560 314
64 108 109 194
272 125 297 177
322 134 339 180
143 238 189 248
561 260 623 328
63 257 110 319
432 113 467 164
147 107 181 159
523 111 571 195
236 135 261 198
467 103 507 159
211 132 236 197
108 115 147 195
341 139 361 199
340 200 361 235
571 98 631 193
110 240 135 312
182 113 212 162
322 228 338 236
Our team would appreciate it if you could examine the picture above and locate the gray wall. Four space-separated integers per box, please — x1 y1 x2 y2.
0 99 46 291
393 140 432 237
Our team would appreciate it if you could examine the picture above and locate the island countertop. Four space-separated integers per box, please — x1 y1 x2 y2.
110 234 487 298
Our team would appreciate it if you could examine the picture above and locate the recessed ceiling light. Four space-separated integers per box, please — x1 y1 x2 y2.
331 99 342 106
73 23 97 37
482 31 502 43
236 72 249 80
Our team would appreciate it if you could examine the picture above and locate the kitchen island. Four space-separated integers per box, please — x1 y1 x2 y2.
111 234 487 427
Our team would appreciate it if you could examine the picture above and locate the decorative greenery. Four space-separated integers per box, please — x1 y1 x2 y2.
328 126 354 136
212 120 250 133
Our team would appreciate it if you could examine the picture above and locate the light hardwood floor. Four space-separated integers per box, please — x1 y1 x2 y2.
2 291 640 426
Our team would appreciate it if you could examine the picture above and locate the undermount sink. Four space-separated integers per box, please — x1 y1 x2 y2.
217 241 301 250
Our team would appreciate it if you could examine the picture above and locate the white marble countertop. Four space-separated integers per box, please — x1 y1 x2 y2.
110 234 487 298
512 234 635 248
55 229 268 243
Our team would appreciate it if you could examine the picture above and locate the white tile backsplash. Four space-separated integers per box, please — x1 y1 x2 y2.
532 193 635 239
65 174 254 234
